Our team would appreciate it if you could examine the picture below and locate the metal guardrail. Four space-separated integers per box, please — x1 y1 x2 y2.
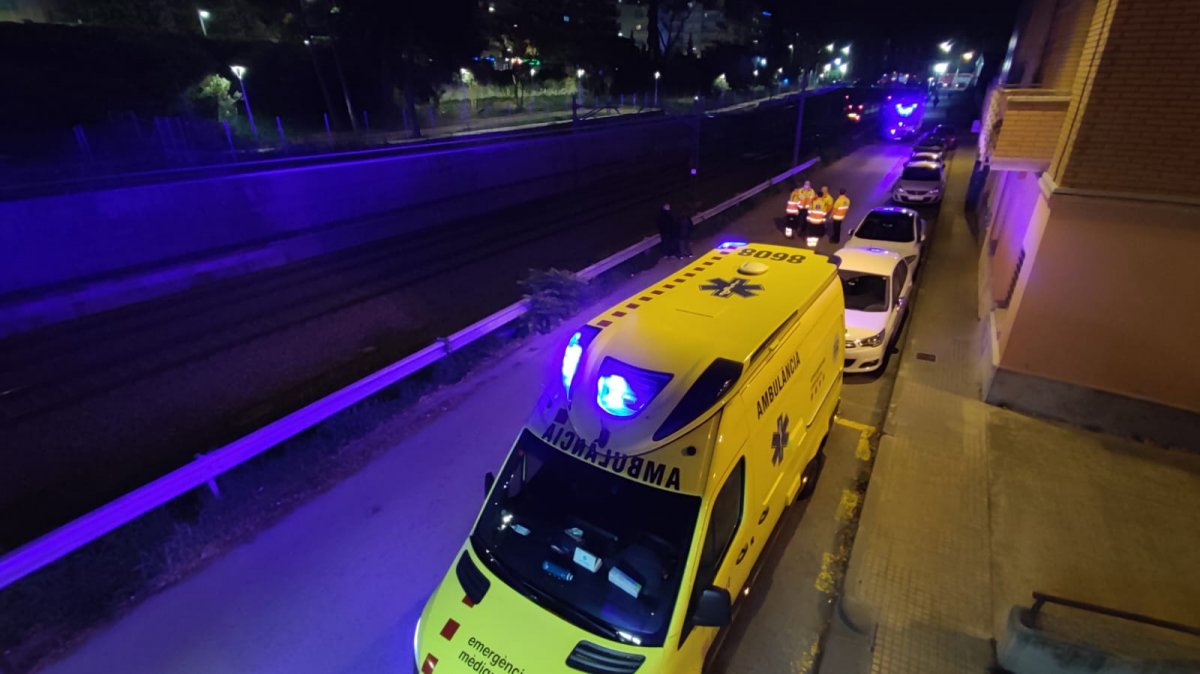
1027 592 1200 637
0 156 819 590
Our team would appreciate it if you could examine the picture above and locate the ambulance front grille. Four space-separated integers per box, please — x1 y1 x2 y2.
565 640 645 673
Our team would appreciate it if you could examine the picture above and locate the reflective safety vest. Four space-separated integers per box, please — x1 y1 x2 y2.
786 190 802 215
786 188 816 215
832 195 851 221
807 201 828 225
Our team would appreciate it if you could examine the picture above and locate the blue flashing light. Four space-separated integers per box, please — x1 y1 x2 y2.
598 375 638 417
718 241 748 249
782 78 790 85
595 357 672 418
562 332 584 393
562 325 601 397
895 102 917 117
761 10 772 16
889 128 897 135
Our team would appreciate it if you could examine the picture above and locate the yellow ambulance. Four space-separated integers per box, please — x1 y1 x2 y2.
414 241 844 674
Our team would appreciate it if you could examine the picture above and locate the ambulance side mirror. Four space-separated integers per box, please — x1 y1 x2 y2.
692 586 732 627
484 472 495 497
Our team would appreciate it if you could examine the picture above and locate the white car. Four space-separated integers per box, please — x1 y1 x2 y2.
892 160 946 204
836 247 913 373
844 207 926 273
909 150 945 165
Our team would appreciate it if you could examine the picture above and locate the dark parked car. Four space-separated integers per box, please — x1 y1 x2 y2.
932 124 959 149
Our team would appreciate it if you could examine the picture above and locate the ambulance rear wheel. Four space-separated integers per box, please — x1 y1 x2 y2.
797 450 825 501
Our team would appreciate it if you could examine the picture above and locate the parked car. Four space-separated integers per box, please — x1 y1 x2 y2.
844 207 925 272
912 133 949 155
837 247 913 374
892 161 946 205
909 150 945 165
932 124 959 149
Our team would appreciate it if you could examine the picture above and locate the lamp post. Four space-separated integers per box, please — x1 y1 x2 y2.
939 40 953 53
230 65 257 138
653 70 661 107
197 9 210 37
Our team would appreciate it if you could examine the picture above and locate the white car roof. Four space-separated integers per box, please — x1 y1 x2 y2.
903 160 942 170
836 246 903 275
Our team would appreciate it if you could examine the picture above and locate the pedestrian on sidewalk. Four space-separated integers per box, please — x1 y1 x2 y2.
830 188 850 244
657 203 679 259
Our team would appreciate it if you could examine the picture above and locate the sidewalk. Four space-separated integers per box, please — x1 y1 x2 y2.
829 149 1200 672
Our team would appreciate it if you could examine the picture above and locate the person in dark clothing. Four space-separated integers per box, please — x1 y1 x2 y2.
678 213 695 257
657 203 679 258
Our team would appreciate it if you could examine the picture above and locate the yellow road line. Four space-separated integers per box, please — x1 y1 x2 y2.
834 416 876 461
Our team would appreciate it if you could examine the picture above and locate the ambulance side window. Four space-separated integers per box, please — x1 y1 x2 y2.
681 459 744 643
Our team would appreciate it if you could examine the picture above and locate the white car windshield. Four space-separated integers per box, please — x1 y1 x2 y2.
855 212 916 243
471 430 700 647
839 270 890 312
901 166 941 182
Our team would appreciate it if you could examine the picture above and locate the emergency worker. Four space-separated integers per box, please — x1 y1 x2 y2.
830 188 851 243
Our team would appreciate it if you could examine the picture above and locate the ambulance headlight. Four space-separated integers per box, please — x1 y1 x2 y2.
413 616 422 668
596 357 673 418
562 326 601 397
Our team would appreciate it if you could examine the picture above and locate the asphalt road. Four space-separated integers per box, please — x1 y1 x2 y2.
35 137 958 674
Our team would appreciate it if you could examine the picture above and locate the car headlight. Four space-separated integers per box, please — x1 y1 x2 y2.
862 331 886 347
895 187 907 194
845 331 886 348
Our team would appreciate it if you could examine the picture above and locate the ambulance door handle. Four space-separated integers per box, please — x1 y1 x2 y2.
736 545 747 565
758 506 769 524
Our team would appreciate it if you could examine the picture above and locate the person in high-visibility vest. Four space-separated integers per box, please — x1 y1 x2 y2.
785 180 816 237
830 188 851 244
806 186 831 245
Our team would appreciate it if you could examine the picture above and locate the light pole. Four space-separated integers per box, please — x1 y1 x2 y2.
304 39 336 131
230 65 257 138
653 70 661 107
197 9 210 36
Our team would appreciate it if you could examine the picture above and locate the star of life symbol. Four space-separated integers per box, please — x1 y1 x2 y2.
771 414 789 466
699 277 763 298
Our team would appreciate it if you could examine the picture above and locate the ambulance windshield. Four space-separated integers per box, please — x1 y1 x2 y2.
471 429 701 647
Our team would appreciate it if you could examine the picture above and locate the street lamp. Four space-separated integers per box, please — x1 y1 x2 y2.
939 40 953 53
576 68 585 79
962 51 975 61
197 9 210 36
653 70 661 107
826 43 834 52
229 65 257 138
841 45 850 55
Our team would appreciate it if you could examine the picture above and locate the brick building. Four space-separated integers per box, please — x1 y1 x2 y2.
975 0 1200 446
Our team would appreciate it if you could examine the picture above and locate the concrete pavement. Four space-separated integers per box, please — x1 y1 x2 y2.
825 144 1200 673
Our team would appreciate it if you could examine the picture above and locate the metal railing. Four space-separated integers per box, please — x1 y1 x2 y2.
0 156 817 590
1027 592 1200 637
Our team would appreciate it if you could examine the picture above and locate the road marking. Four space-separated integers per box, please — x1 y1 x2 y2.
815 552 838 594
836 489 861 523
834 416 876 461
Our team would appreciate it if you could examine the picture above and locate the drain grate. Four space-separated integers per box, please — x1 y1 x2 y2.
916 352 937 362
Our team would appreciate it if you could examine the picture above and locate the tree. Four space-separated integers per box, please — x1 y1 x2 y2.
331 0 482 137
184 73 243 122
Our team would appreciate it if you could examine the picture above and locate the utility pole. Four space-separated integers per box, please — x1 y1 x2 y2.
791 69 808 166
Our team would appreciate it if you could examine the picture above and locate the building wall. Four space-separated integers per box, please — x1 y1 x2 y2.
985 171 1042 312
1054 0 1200 197
1037 0 1094 90
992 97 1072 165
999 192 1200 413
